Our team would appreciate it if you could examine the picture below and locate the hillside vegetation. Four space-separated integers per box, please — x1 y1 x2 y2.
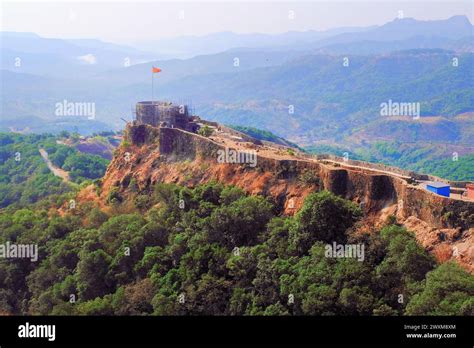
229 125 301 149
0 133 109 208
0 182 472 315
306 141 474 181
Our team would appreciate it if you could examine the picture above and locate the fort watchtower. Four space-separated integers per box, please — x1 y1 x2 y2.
136 101 198 131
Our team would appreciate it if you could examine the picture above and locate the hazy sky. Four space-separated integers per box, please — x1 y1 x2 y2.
1 1 473 43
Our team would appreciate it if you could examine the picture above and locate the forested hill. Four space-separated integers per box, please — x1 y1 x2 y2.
0 124 472 316
0 133 110 208
0 181 473 316
155 50 473 143
2 50 473 143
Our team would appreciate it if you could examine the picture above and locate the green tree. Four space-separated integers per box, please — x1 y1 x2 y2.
206 196 274 248
76 249 112 301
405 262 474 315
290 191 362 254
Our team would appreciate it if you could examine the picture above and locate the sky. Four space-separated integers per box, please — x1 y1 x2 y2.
1 0 473 43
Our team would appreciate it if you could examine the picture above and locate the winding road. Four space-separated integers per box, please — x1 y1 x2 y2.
39 148 70 182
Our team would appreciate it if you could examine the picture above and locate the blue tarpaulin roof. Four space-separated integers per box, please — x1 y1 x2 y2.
427 182 450 188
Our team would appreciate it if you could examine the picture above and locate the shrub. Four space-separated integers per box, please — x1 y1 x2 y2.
298 169 320 186
198 125 214 137
106 187 122 205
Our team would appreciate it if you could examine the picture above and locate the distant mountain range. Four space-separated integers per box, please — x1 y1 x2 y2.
157 50 473 144
1 16 473 146
132 15 473 58
0 32 156 79
131 25 375 58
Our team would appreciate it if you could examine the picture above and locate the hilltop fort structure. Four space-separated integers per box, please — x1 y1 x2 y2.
135 101 199 132
84 105 474 272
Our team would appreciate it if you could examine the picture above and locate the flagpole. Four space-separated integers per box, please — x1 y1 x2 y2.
151 69 154 103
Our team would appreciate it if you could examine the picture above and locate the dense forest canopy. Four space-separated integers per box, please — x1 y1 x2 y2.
0 181 472 316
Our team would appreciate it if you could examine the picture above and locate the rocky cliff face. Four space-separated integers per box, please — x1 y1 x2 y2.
96 123 473 271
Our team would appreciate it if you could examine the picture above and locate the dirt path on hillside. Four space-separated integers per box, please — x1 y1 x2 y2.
39 148 70 182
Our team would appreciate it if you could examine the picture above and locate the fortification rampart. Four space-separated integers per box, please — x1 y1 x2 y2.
108 123 473 231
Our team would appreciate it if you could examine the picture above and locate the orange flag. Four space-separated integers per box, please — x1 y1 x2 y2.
152 66 162 73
